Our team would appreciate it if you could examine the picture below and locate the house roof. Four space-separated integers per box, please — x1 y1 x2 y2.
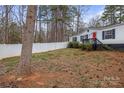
71 23 124 37
88 23 124 30
71 31 87 37
71 28 89 37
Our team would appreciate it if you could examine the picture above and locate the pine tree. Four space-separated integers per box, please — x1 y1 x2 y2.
18 5 37 75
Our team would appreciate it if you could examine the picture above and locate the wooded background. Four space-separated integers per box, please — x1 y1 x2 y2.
0 5 87 44
0 5 124 44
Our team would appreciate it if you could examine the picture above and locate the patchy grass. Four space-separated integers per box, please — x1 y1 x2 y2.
0 48 124 88
1 57 19 71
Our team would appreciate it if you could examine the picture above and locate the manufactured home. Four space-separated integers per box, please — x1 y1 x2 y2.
69 23 124 50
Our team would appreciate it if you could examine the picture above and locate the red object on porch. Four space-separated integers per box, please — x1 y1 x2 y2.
93 32 96 40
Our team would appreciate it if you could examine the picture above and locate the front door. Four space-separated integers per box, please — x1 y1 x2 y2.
92 32 96 40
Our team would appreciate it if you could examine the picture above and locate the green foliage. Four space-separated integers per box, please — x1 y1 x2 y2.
72 41 80 48
68 42 93 51
78 43 83 48
101 5 124 25
80 43 93 51
67 42 73 48
80 44 86 50
85 43 93 51
67 41 80 48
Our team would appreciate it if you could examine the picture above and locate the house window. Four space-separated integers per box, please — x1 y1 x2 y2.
85 35 88 39
73 37 77 41
102 29 115 40
80 36 84 41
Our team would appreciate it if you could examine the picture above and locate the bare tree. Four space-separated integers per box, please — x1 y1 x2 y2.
88 15 101 28
76 5 88 34
18 5 37 75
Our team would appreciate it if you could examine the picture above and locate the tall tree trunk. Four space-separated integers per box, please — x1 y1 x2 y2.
46 21 49 42
38 6 42 43
51 10 56 42
5 5 9 44
1 8 5 44
18 5 37 75
77 6 80 34
19 5 25 44
119 6 122 23
46 9 49 42
61 22 64 42
34 21 39 43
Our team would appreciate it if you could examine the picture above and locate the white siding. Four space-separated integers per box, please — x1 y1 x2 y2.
69 25 124 44
0 42 68 60
77 36 80 42
95 25 124 44
69 37 73 42
69 35 81 42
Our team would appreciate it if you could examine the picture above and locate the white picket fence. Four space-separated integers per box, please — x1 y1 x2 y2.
0 42 68 60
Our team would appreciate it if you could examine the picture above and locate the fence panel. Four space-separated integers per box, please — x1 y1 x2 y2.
0 42 68 59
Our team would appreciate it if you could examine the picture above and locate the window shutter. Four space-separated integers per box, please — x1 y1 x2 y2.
75 37 77 41
102 31 104 40
112 29 115 39
80 36 83 41
86 35 88 39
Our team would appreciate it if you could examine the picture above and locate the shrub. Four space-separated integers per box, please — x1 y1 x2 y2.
67 41 80 48
85 43 93 51
80 44 86 50
67 42 73 48
72 41 80 48
79 43 83 48
80 43 93 51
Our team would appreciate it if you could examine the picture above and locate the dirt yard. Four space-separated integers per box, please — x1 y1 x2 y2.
0 48 124 88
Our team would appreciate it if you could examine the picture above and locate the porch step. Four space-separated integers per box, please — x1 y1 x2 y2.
96 38 114 51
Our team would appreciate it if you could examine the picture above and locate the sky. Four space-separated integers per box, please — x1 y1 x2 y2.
83 5 105 23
